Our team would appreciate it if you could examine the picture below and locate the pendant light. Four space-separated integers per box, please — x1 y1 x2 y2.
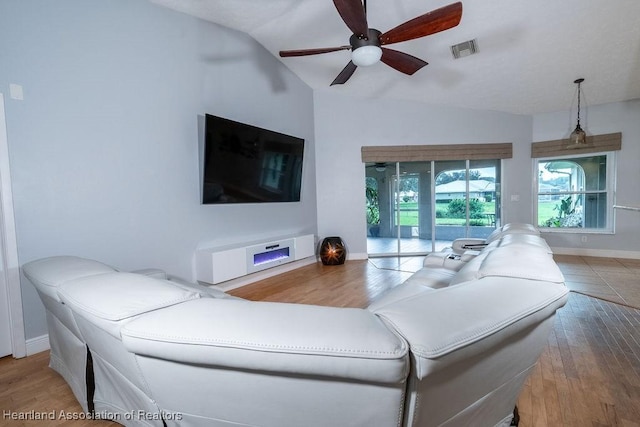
567 78 589 149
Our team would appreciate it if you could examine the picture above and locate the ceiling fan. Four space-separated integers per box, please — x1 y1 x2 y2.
279 0 463 86
366 162 389 171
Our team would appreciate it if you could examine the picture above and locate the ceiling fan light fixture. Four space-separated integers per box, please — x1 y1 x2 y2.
374 162 386 172
351 45 382 67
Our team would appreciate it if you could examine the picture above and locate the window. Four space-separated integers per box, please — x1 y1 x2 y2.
535 152 615 232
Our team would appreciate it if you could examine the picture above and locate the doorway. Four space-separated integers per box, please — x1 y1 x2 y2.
0 93 25 358
365 159 501 257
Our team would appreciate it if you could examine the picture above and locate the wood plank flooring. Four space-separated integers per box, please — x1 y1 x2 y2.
0 351 117 427
2 256 639 426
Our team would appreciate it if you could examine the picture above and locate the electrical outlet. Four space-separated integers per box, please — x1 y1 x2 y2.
581 235 588 243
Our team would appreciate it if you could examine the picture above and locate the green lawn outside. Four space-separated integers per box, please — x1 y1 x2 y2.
396 201 496 226
538 200 562 226
392 199 563 227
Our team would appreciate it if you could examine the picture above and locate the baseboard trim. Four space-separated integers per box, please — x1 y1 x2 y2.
551 247 640 259
26 334 50 356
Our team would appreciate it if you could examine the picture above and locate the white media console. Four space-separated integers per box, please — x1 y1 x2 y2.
196 234 316 285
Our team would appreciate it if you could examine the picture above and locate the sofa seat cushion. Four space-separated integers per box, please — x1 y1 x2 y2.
121 298 408 384
403 268 457 289
367 282 437 312
447 250 491 286
367 265 460 311
58 272 200 338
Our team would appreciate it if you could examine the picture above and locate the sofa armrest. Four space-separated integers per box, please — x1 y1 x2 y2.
121 298 408 384
451 238 487 254
372 277 568 375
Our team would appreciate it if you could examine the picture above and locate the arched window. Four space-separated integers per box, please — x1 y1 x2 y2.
536 153 614 231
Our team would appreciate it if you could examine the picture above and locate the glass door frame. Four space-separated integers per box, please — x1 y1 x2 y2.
366 159 502 257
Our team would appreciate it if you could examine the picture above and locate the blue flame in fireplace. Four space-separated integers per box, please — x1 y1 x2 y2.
254 247 290 266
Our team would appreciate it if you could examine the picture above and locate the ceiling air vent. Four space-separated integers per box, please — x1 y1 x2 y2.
450 39 478 59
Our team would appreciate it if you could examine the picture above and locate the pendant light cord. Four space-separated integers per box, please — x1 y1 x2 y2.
576 83 581 126
575 78 584 127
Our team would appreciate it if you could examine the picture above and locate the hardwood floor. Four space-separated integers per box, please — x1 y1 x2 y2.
0 351 117 426
1 257 639 426
517 292 640 427
228 259 414 307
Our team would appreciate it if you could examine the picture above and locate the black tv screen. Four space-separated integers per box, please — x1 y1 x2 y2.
202 114 304 204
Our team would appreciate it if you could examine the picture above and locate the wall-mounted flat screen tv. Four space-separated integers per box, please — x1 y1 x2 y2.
202 114 304 204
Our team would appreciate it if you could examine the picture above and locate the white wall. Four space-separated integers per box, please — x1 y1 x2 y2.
533 99 640 253
313 91 533 258
0 0 317 339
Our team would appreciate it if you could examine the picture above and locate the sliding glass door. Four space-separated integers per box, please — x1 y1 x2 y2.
394 162 433 254
433 159 501 246
366 159 501 256
366 161 432 256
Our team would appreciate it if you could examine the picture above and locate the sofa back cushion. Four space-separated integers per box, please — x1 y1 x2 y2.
122 298 409 384
478 246 564 283
23 256 117 301
447 246 494 286
497 233 552 253
58 272 200 338
486 223 539 243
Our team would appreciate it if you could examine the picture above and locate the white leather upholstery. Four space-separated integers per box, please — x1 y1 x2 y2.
448 223 539 254
21 256 232 422
57 273 202 426
22 256 117 412
370 225 567 427
24 225 567 427
121 298 408 426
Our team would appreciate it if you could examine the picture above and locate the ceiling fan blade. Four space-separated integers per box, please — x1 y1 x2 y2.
279 46 351 57
333 0 368 36
379 2 462 45
381 48 428 75
330 61 358 86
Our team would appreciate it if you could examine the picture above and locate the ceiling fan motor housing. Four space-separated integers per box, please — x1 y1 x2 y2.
350 28 382 50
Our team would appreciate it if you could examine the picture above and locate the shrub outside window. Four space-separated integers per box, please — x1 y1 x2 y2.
535 153 615 232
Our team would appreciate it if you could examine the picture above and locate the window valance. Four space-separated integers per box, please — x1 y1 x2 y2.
531 132 621 158
361 143 512 163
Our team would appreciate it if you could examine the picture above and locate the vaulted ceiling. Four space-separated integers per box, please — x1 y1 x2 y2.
150 0 640 115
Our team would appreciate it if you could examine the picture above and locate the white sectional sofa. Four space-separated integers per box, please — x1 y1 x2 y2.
22 224 568 427
22 257 236 415
446 222 540 255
